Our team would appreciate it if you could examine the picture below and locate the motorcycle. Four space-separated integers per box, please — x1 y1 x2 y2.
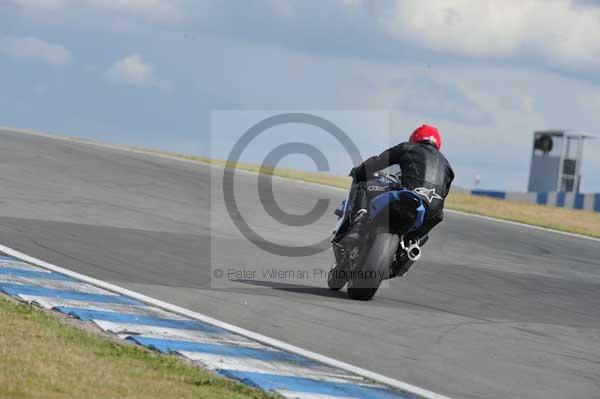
329 172 429 301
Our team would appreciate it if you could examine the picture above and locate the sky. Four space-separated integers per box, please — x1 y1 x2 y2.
1 0 600 191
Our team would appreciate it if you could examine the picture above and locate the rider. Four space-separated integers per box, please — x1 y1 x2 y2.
345 124 454 245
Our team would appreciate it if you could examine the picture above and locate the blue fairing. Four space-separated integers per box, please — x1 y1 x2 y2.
369 190 426 232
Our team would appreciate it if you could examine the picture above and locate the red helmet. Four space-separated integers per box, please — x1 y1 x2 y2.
409 124 442 150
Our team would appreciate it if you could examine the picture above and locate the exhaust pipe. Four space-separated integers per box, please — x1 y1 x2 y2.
406 242 422 262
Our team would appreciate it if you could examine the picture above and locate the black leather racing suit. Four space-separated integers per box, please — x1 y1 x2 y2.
351 141 455 238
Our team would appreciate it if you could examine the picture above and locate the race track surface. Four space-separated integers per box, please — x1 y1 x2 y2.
0 128 598 399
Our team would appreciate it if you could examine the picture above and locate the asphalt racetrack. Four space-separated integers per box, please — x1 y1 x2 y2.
0 128 598 399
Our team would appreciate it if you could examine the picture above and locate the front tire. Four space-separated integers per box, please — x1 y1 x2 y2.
327 263 347 291
347 232 399 301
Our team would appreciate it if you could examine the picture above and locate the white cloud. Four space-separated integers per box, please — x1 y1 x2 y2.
0 35 72 66
375 0 600 69
11 0 183 22
106 53 169 89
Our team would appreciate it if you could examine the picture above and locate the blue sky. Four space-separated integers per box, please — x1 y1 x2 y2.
1 0 600 191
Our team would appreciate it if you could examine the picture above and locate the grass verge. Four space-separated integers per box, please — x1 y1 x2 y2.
445 192 600 238
0 297 275 399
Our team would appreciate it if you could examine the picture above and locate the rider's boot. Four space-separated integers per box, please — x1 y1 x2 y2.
344 209 368 246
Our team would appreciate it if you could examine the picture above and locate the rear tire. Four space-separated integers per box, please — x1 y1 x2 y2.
347 233 399 301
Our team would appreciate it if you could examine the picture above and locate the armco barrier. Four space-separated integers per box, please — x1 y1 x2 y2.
470 190 600 212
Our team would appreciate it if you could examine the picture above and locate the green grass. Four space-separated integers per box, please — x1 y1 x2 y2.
0 297 276 399
445 191 600 238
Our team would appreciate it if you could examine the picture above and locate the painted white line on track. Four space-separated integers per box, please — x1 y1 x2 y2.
3 126 598 243
247 174 600 243
0 242 450 399
445 209 600 242
230 169 600 243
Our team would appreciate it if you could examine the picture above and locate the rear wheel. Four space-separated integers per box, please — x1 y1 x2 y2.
347 232 399 301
